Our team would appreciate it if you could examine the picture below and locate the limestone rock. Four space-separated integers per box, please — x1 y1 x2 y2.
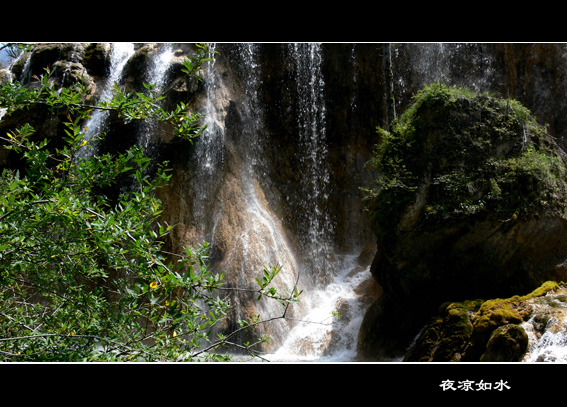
359 84 567 360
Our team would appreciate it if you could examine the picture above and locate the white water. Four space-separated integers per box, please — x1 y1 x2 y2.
522 288 567 362
291 43 334 286
138 43 174 150
224 43 301 330
78 43 135 158
191 43 372 361
267 254 370 362
226 43 370 361
5 42 373 362
199 43 226 176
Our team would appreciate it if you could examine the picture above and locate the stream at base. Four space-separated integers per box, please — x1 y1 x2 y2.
229 253 373 362
522 287 567 362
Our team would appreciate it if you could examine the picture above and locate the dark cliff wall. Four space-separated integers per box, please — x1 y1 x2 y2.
358 43 567 361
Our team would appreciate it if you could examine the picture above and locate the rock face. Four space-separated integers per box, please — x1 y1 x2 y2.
153 44 383 348
2 43 385 351
358 84 567 360
403 281 562 362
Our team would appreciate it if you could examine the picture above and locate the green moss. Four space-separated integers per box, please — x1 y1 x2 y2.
473 298 529 333
406 281 565 361
480 323 529 362
365 83 567 236
473 281 564 333
438 298 483 315
406 299 482 361
524 280 563 299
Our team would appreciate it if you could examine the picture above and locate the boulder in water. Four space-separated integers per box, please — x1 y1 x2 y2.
403 281 562 362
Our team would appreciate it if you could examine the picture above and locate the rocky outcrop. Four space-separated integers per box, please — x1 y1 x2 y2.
358 84 567 360
403 281 563 362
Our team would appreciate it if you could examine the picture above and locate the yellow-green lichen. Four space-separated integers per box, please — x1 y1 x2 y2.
473 281 564 333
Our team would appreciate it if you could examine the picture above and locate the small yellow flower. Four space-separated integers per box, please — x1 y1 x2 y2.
81 139 88 147
150 281 158 289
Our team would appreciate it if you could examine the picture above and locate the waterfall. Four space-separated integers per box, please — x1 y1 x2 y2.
522 288 567 362
391 43 498 112
4 42 375 361
60 43 80 86
226 43 300 336
290 43 334 286
189 43 373 359
268 253 371 361
9 42 567 363
190 44 301 349
199 43 226 178
192 43 228 243
260 44 370 361
78 43 135 158
138 43 174 151
19 52 32 84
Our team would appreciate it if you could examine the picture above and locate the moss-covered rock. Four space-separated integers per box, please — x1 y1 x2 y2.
404 281 563 362
403 299 482 362
359 83 567 360
481 324 528 362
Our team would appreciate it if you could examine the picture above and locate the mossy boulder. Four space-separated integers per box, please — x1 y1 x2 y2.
358 84 567 360
404 281 562 362
403 299 483 362
481 324 529 362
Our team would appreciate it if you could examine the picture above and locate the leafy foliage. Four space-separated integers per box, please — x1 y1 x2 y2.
0 43 299 361
364 83 567 234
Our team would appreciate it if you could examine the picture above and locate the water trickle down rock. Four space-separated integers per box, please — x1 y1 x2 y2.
78 43 136 159
156 43 381 356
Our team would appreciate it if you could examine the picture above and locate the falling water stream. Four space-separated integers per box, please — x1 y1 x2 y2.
261 44 368 361
138 43 174 150
189 43 371 361
78 43 135 159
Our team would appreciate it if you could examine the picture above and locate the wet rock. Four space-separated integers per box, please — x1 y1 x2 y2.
402 281 562 362
359 84 567 360
403 300 481 362
481 324 529 362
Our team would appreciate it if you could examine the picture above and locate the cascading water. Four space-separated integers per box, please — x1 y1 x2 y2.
268 253 371 361
8 42 567 364
185 43 301 350
190 43 226 241
191 43 372 360
138 43 174 151
78 43 135 159
234 43 298 283
3 42 376 361
219 43 300 341
522 287 567 362
290 43 334 286
260 43 370 361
